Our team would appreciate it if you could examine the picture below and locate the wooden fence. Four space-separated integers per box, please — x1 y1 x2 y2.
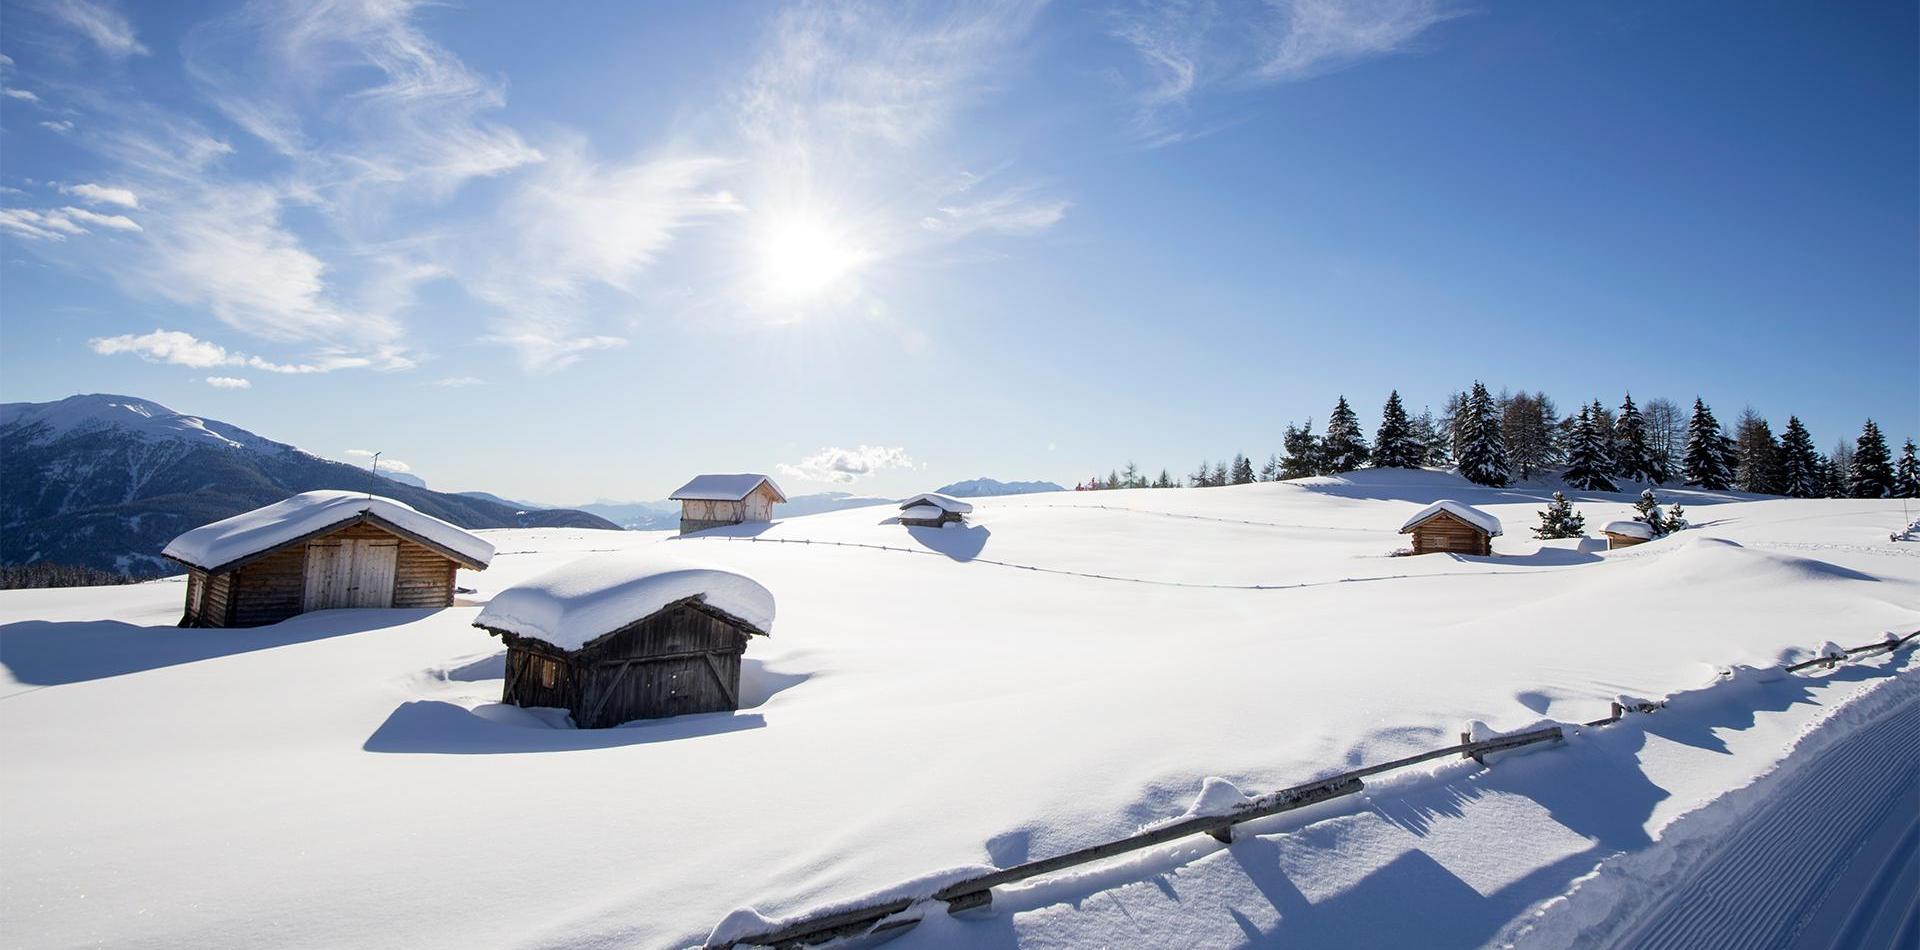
706 629 1919 949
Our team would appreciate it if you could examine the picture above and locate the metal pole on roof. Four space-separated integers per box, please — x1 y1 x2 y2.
367 451 381 500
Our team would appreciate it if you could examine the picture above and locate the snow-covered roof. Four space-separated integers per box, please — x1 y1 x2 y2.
1399 499 1503 537
670 473 788 503
1603 520 1654 539
162 491 495 572
900 505 947 520
898 492 973 514
474 551 774 652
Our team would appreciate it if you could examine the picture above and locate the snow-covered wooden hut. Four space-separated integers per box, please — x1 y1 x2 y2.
473 552 774 726
1399 499 1501 556
161 491 494 628
669 474 787 535
897 492 972 528
1602 520 1654 549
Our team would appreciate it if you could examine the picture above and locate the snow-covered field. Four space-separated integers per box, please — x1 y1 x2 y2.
2 469 1916 949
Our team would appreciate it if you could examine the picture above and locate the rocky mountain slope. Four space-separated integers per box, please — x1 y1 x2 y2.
0 394 619 575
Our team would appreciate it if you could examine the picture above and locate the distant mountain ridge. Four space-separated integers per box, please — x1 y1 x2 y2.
935 477 1065 497
0 394 619 575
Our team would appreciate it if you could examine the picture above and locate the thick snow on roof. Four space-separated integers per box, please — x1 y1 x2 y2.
475 551 774 651
1604 520 1655 539
899 505 947 521
1399 499 1503 537
670 473 787 503
161 490 495 571
898 492 973 514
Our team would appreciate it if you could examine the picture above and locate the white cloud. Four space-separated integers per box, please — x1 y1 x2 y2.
61 206 141 231
476 333 628 374
1111 0 1461 144
63 183 139 208
40 120 75 134
0 208 88 240
432 376 483 387
346 448 411 473
779 444 915 483
2 87 41 102
43 0 150 58
88 328 394 374
205 375 251 389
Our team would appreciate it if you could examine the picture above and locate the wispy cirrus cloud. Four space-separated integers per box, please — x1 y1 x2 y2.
41 0 150 58
779 444 915 484
89 328 401 374
1110 0 1463 144
62 182 138 207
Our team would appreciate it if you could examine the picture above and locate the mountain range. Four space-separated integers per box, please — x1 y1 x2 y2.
0 394 618 575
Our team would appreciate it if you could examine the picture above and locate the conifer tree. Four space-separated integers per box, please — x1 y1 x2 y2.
1211 460 1229 487
1533 491 1586 539
1683 398 1733 490
1259 454 1280 482
1280 420 1322 480
1191 460 1211 487
1155 469 1174 489
1230 453 1255 485
1371 390 1422 468
1455 381 1510 487
1632 489 1672 537
1778 416 1822 498
1411 408 1449 465
1824 442 1853 498
1613 393 1661 485
1895 440 1920 499
1849 420 1894 498
1501 391 1559 480
1321 396 1371 473
1563 405 1618 492
1733 409 1783 495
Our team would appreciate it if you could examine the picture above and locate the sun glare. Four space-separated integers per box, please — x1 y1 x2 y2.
753 212 870 304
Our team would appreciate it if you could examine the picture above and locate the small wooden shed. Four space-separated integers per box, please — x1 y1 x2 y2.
474 552 774 726
1399 499 1502 556
669 473 787 535
1602 520 1654 549
897 492 972 527
161 491 494 628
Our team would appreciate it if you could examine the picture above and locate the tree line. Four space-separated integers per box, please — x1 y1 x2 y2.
1076 385 1920 499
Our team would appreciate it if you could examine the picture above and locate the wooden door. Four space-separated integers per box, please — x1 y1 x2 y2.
303 538 398 611
303 540 349 610
347 540 398 608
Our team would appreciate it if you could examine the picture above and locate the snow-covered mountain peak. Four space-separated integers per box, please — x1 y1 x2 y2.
0 393 281 452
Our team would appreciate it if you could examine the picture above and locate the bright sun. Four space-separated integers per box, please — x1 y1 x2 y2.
754 212 870 304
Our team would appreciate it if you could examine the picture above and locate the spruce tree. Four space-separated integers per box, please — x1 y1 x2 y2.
1778 416 1822 498
1280 420 1322 480
1563 405 1618 492
1895 440 1920 499
1230 453 1255 485
1533 491 1586 539
1372 390 1422 468
1321 396 1371 473
1614 393 1661 485
1631 488 1683 537
1849 420 1894 498
1155 469 1174 489
1683 398 1733 490
1456 381 1510 487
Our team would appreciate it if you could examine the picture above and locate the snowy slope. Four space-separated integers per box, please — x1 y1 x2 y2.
1 469 1916 949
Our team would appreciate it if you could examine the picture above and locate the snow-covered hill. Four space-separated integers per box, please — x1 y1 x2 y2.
0 468 1914 948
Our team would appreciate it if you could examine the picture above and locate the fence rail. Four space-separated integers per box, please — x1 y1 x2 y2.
708 629 1918 949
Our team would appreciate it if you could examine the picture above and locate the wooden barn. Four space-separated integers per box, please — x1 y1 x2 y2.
161 491 495 628
669 473 787 535
897 492 972 527
1399 499 1502 556
474 552 774 726
1602 520 1654 549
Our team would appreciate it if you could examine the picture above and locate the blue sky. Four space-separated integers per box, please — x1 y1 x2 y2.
1 0 1914 503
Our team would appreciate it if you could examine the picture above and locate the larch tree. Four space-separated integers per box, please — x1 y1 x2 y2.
1501 391 1559 480
1456 381 1510 487
1825 442 1853 498
1371 390 1423 468
1848 420 1894 498
1321 396 1371 473
1733 409 1784 495
1683 398 1734 490
1412 407 1450 465
1778 416 1823 498
1642 396 1683 483
1230 453 1256 485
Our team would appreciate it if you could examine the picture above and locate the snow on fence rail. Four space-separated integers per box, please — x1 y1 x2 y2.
705 629 1920 950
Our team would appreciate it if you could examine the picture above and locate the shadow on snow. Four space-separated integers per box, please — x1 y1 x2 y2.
0 609 430 688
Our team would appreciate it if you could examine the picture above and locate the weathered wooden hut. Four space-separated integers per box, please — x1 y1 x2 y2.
1399 499 1502 556
1602 520 1654 549
474 552 774 726
669 474 787 535
897 492 972 528
161 491 494 628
